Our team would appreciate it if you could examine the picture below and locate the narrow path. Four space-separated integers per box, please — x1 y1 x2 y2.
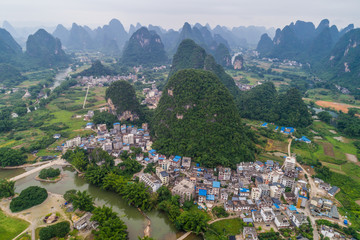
83 85 90 109
177 231 192 240
287 137 319 240
10 158 68 182
288 138 292 157
12 226 31 240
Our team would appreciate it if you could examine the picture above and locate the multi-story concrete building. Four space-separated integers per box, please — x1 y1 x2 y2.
171 179 195 202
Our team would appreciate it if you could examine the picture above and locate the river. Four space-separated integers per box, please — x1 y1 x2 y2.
0 166 192 240
51 67 72 90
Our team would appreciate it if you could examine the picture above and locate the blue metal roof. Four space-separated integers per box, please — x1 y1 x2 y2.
275 126 279 130
288 205 297 211
274 203 280 209
144 158 150 161
261 122 268 127
199 189 207 196
114 122 120 125
206 195 215 201
213 181 220 188
240 188 250 193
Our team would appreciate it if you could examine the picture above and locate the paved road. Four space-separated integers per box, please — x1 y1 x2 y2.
287 137 319 240
10 158 68 182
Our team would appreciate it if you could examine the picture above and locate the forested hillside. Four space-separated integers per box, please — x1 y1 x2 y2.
152 69 256 168
238 82 312 128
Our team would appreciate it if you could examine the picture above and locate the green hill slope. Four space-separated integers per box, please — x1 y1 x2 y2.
152 69 256 167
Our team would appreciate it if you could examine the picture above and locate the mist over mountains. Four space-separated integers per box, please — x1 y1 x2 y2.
1 18 360 90
2 19 274 52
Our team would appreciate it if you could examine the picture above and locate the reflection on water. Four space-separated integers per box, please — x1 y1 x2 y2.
5 165 178 240
0 168 26 179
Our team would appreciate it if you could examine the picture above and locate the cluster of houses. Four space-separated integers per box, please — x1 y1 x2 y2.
144 155 311 230
141 84 162 109
76 74 140 87
60 120 343 235
61 122 153 158
237 82 262 91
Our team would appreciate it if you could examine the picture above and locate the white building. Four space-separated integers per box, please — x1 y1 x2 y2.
140 173 162 192
251 187 262 200
274 215 290 228
260 207 275 223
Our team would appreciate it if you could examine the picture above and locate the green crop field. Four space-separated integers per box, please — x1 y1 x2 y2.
0 209 29 240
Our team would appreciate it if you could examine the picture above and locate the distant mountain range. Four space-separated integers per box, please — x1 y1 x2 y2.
3 19 274 52
256 19 360 90
0 26 70 71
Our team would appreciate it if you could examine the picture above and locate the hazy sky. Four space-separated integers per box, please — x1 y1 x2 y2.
1 0 359 30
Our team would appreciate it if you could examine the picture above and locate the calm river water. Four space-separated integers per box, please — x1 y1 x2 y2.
0 166 202 240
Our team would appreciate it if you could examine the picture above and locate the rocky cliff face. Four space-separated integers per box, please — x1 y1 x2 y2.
233 55 244 70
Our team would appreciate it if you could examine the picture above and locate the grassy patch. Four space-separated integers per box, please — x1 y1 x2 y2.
204 218 244 240
0 209 29 240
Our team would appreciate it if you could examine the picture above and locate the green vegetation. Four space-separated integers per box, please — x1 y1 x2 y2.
204 218 244 240
71 190 95 212
26 29 70 67
10 186 48 212
38 167 61 179
153 69 256 168
238 82 312 127
91 206 128 239
214 43 232 68
175 210 209 234
258 231 281 240
211 206 229 218
336 112 360 137
0 148 27 167
92 110 118 129
0 209 29 240
0 179 15 198
73 60 115 77
169 39 241 103
105 80 144 121
122 27 168 66
0 63 25 87
39 221 70 240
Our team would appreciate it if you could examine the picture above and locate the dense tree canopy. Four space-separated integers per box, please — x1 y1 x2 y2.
39 221 70 240
0 179 15 198
91 205 128 240
92 110 118 129
121 27 168 66
38 167 61 179
0 147 27 167
169 39 241 104
105 80 144 121
74 60 115 77
71 190 94 212
153 69 256 168
238 82 312 128
10 186 48 212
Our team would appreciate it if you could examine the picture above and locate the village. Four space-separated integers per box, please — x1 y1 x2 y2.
58 117 348 240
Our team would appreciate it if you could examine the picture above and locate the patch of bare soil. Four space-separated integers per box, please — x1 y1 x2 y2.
322 142 335 157
345 153 358 163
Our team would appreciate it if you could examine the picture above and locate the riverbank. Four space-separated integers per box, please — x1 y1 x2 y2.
2 164 180 240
